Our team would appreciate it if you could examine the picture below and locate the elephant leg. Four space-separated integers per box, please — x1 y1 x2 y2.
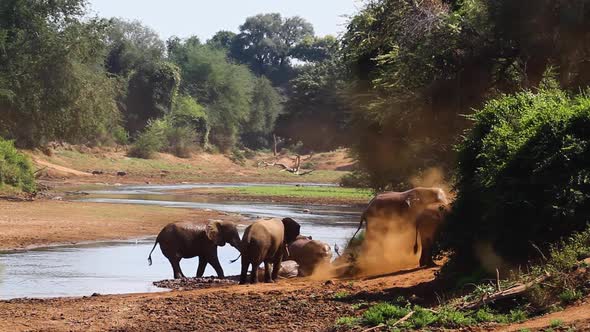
196 257 207 278
263 262 272 283
240 258 249 285
209 255 224 278
420 240 436 267
250 260 260 284
170 257 185 279
271 252 283 281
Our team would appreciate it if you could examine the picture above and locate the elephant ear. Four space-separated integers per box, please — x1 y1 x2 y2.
206 220 225 246
281 217 301 244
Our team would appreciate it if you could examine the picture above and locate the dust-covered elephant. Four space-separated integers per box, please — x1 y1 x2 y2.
239 217 301 284
286 235 332 276
348 187 448 273
147 220 241 279
415 204 449 267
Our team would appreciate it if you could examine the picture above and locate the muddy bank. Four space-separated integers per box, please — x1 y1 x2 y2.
0 200 242 251
0 266 438 332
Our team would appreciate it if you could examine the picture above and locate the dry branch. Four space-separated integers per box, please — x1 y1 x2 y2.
390 311 415 328
258 153 315 175
460 274 550 310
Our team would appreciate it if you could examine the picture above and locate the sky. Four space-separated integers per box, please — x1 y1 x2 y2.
87 0 362 42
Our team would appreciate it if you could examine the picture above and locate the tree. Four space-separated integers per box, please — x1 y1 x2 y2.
124 61 181 134
169 41 255 151
241 77 283 149
207 30 236 51
231 13 314 84
277 58 350 151
341 0 590 190
105 18 165 75
0 0 122 147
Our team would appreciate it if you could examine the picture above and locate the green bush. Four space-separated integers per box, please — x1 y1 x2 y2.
0 139 35 193
444 82 590 269
128 121 165 159
129 118 197 159
164 126 196 158
170 95 208 146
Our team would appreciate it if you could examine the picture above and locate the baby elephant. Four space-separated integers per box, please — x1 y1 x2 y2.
286 235 332 276
240 217 301 284
147 220 241 279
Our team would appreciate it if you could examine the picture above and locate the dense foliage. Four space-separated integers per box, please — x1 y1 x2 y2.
0 139 35 193
342 0 590 190
0 0 122 147
443 83 590 267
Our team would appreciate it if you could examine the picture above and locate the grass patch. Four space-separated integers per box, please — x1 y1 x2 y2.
332 291 350 300
233 185 372 200
337 303 530 330
335 316 360 328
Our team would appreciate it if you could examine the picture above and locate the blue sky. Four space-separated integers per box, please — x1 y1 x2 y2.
87 0 362 41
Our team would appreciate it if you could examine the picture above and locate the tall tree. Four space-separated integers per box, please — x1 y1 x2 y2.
0 0 121 147
231 13 314 84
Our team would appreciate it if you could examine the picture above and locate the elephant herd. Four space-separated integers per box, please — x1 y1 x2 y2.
147 186 449 283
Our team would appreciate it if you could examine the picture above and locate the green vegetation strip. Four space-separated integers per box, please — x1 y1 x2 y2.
233 185 373 200
336 302 527 330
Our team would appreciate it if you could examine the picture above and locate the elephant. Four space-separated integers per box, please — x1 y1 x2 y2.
415 204 449 267
147 220 241 279
286 235 332 276
256 260 299 281
351 187 448 240
347 187 448 272
239 217 301 284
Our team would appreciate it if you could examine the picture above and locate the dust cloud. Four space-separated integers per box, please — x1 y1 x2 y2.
309 167 453 280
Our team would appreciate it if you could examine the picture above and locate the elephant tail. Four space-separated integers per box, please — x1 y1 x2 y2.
348 213 367 247
147 237 159 266
229 253 241 264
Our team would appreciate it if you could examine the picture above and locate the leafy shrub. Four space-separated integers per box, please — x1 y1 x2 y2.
443 83 590 270
362 303 410 326
128 126 164 159
112 126 129 145
0 139 35 193
164 126 196 158
129 117 197 159
335 316 359 327
170 95 208 146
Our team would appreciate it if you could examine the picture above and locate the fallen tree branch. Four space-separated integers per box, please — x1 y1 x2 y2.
460 273 550 310
390 311 415 328
361 323 386 332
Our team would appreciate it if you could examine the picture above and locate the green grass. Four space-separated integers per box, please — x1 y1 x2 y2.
336 303 530 330
332 291 351 299
550 319 563 328
233 185 373 200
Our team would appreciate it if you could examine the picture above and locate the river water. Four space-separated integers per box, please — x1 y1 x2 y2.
0 183 363 300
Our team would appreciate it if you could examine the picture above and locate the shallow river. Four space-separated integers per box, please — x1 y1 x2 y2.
0 183 363 300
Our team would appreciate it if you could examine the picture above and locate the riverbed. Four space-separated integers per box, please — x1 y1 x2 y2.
0 183 362 299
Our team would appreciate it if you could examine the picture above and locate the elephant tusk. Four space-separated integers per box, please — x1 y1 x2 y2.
285 244 290 258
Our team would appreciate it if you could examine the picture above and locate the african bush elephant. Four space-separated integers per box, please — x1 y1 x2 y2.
239 217 301 284
286 235 332 276
348 187 448 273
351 187 448 240
415 204 449 267
147 220 241 279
